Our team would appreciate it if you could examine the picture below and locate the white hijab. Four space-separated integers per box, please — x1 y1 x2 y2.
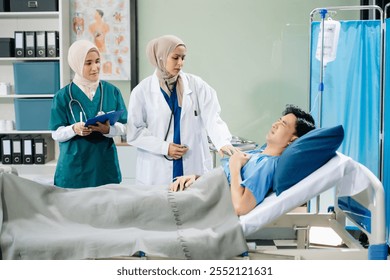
68 40 100 99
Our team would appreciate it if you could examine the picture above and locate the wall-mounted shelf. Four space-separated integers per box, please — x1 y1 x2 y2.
0 130 52 134
0 57 59 62
0 159 57 167
0 11 59 19
0 0 69 177
0 95 54 98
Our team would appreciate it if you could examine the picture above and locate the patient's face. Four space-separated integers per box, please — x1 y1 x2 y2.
266 113 297 148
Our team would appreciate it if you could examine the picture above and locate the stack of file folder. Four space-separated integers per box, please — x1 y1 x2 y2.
14 31 59 58
0 135 54 165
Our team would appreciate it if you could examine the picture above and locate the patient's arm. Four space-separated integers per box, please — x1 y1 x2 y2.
170 175 199 192
229 151 257 216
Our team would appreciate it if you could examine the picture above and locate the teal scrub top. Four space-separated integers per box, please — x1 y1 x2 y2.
220 149 279 205
49 80 128 188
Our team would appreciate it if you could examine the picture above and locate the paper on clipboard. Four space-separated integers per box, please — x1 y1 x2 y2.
84 110 124 127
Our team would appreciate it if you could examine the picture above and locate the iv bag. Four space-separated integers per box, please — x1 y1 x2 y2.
315 19 341 66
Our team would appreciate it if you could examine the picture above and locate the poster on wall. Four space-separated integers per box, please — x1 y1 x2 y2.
70 0 131 80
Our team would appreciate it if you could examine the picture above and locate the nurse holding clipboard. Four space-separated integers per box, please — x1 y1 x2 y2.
49 40 127 188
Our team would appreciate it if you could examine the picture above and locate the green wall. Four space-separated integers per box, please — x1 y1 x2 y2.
117 0 360 144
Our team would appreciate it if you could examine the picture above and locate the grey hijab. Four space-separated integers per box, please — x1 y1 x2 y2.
146 35 186 106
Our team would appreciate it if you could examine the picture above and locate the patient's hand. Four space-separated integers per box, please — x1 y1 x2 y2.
229 150 251 171
170 175 199 192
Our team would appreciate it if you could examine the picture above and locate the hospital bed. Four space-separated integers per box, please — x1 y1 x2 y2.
0 152 387 260
97 152 388 260
240 152 388 260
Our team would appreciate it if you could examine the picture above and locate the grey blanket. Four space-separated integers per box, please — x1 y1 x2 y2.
0 167 248 260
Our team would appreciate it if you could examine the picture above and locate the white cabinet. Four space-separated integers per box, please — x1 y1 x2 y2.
0 0 70 177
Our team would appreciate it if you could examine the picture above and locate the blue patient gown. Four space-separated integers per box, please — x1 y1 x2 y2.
49 81 127 188
220 150 279 205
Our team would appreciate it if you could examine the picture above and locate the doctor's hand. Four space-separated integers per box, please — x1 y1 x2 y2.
88 120 110 134
170 175 199 192
219 144 240 157
168 143 189 160
73 122 92 137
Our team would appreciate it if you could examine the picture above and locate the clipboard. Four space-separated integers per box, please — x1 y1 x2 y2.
84 110 124 127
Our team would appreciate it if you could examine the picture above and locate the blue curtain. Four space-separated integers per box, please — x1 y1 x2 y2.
384 19 390 246
310 20 381 177
310 20 389 242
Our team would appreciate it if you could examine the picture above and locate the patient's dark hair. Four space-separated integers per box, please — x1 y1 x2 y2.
96 9 104 17
282 104 315 137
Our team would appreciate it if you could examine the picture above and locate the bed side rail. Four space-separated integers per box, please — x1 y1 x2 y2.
335 162 387 259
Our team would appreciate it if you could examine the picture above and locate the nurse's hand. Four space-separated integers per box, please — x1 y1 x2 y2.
88 120 110 134
170 175 199 192
219 144 240 157
168 143 189 160
73 122 92 137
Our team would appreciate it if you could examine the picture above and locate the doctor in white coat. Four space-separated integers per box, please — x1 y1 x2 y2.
127 35 237 185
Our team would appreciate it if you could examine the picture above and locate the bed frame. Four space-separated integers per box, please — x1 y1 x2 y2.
98 153 388 260
1 153 387 260
240 153 388 260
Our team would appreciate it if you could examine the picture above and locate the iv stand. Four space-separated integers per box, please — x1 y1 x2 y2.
317 9 327 129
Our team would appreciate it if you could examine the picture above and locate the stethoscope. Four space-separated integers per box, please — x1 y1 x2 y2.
68 81 105 123
163 81 175 161
163 80 199 161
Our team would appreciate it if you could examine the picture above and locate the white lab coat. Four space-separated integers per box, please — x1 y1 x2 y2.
127 71 232 185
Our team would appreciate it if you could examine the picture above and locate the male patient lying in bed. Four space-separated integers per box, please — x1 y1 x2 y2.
170 105 315 216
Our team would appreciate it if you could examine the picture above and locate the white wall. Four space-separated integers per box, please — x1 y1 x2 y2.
121 0 360 144
113 0 360 189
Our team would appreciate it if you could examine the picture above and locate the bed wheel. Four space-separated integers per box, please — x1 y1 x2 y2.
384 244 390 257
358 232 369 248
132 251 146 258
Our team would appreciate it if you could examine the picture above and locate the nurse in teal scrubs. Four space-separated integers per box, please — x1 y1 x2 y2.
49 40 127 188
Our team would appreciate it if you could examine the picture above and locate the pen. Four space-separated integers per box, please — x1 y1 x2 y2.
80 112 83 122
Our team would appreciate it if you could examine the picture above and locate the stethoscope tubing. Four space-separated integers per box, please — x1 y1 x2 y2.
68 81 104 123
164 81 176 161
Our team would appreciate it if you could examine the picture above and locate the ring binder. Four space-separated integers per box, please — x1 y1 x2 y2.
24 31 36 57
22 136 34 164
11 136 22 164
46 31 59 57
33 135 54 164
14 31 25 57
35 31 46 57
33 137 44 164
1 137 12 164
